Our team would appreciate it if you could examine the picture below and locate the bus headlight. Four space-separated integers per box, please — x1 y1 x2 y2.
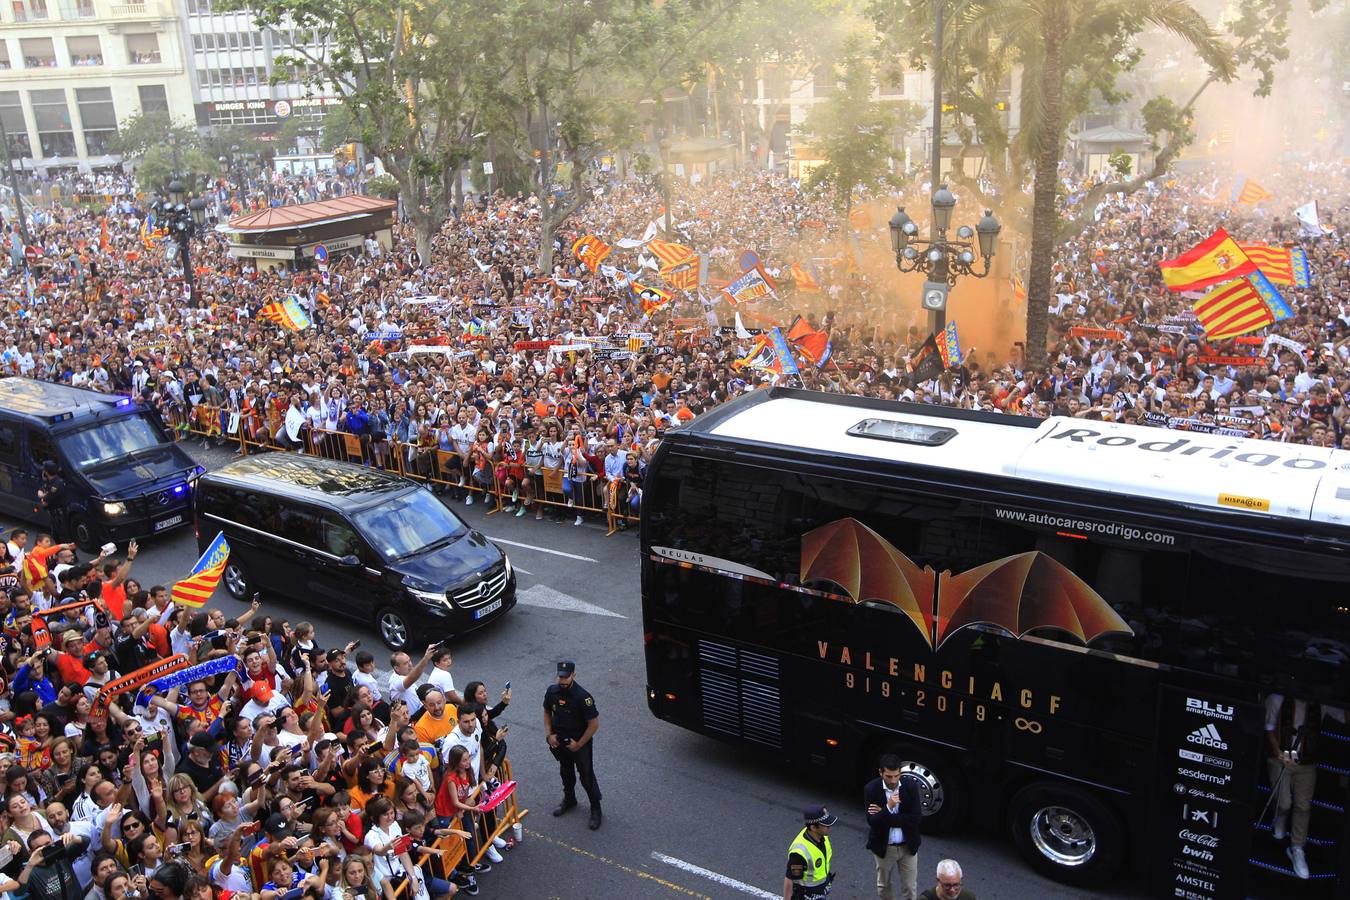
102 501 127 517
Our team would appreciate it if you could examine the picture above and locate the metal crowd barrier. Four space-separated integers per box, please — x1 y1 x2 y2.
162 404 640 533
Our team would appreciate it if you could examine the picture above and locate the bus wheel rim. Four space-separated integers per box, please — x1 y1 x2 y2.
1030 805 1096 867
898 762 945 816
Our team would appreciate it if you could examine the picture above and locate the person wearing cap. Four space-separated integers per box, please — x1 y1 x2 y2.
542 660 602 829
178 732 226 797
784 805 837 900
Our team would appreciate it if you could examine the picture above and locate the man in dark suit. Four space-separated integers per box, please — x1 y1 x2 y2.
864 753 924 900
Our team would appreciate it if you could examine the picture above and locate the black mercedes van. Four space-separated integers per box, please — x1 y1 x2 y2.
194 455 516 649
0 378 203 549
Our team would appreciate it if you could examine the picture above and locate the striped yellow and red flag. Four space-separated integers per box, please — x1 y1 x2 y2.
1192 271 1291 340
171 532 230 608
660 255 700 291
1231 177 1273 205
790 263 820 293
647 239 695 269
1236 242 1295 285
571 234 612 271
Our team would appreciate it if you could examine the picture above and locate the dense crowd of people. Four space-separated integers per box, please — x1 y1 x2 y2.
0 527 518 899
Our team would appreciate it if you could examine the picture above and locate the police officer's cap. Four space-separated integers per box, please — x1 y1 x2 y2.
41 460 59 475
556 660 576 676
803 805 837 827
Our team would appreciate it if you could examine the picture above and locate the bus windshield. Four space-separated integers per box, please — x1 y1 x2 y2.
59 415 165 469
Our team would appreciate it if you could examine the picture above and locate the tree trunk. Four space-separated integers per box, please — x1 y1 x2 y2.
1024 15 1066 369
539 213 557 273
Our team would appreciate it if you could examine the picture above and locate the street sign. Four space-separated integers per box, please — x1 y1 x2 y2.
23 245 39 262
482 161 494 175
313 243 328 264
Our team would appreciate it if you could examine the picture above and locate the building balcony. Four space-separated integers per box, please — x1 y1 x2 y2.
110 1 149 14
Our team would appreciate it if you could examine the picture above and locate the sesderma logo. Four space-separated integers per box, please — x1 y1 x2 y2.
1187 723 1228 751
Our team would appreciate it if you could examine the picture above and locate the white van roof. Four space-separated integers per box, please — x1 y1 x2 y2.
699 391 1350 526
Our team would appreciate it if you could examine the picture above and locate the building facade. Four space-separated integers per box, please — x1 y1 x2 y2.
179 0 339 141
0 0 193 170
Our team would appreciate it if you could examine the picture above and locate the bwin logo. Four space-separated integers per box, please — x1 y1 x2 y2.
1187 724 1229 751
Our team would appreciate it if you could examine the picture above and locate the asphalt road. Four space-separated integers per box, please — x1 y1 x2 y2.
9 444 1140 900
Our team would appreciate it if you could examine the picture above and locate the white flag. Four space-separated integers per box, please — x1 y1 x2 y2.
735 311 752 339
1295 200 1322 238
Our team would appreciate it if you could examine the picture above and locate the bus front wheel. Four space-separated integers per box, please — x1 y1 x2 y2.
884 744 965 834
1008 782 1125 886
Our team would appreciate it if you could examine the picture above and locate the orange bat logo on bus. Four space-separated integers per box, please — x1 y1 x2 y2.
800 518 1133 650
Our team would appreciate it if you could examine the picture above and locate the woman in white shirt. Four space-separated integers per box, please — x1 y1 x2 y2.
361 797 419 900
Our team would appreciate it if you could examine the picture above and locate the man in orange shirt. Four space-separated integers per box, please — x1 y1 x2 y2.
412 687 456 747
94 540 138 620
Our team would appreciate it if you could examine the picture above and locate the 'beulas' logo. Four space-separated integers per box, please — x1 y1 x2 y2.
800 518 1134 650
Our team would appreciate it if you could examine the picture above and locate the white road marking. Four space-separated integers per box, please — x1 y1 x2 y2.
516 584 625 618
513 565 534 575
488 536 596 563
651 852 778 899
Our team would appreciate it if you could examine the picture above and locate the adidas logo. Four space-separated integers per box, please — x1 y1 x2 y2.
1186 723 1228 751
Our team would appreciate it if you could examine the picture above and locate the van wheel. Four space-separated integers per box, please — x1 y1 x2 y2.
1008 782 1125 886
885 743 965 834
223 562 252 600
72 516 101 553
376 606 411 650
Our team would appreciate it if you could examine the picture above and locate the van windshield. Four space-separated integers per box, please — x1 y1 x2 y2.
59 415 165 469
352 489 469 559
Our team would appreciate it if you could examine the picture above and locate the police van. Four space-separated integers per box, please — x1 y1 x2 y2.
0 378 203 549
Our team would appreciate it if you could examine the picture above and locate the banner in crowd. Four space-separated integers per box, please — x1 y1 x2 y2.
259 295 312 331
513 340 556 352
93 654 191 716
907 334 944 382
1158 227 1257 292
140 654 242 707
172 532 230 608
786 316 831 367
1191 270 1291 340
1295 200 1324 238
647 239 695 269
721 266 777 304
1197 355 1268 366
790 263 820 293
1237 242 1311 288
938 321 963 367
659 255 700 291
632 281 673 314
768 327 800 376
571 234 611 271
1069 326 1126 341
1230 176 1272 205
1262 333 1308 358
1143 412 1251 437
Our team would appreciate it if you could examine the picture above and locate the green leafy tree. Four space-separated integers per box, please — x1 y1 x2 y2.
797 49 921 220
108 112 196 164
134 146 220 194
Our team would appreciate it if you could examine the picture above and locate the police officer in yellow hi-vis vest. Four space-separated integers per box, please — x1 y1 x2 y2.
783 804 837 900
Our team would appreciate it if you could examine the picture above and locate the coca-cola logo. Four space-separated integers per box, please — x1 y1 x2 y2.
1178 829 1220 848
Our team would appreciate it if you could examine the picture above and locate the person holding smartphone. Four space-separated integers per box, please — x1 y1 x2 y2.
19 830 89 900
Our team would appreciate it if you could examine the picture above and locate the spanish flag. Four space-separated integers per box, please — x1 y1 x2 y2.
1157 228 1257 293
790 263 820 293
571 235 611 272
1192 271 1291 340
1231 176 1273 205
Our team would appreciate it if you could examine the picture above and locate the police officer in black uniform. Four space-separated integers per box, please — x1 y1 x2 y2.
37 460 69 543
543 660 602 829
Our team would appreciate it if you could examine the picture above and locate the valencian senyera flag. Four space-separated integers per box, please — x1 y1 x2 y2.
1192 270 1292 341
1231 176 1273 205
1157 227 1257 293
938 321 963 367
1238 242 1311 288
571 234 612 271
172 532 230 608
660 255 700 292
259 295 312 331
721 266 777 305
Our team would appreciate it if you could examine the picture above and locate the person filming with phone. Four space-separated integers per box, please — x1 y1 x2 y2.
15 830 88 900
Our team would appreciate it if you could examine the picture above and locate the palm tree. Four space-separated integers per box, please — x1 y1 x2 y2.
953 0 1234 366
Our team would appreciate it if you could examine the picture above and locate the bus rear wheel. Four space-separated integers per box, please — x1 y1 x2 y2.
1008 782 1125 886
884 744 965 834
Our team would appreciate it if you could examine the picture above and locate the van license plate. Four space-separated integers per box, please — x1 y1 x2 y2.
474 599 503 620
154 515 183 532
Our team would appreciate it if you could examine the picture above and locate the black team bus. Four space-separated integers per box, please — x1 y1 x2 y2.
640 389 1349 899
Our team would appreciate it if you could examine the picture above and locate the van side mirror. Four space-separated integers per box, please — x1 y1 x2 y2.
337 555 361 568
